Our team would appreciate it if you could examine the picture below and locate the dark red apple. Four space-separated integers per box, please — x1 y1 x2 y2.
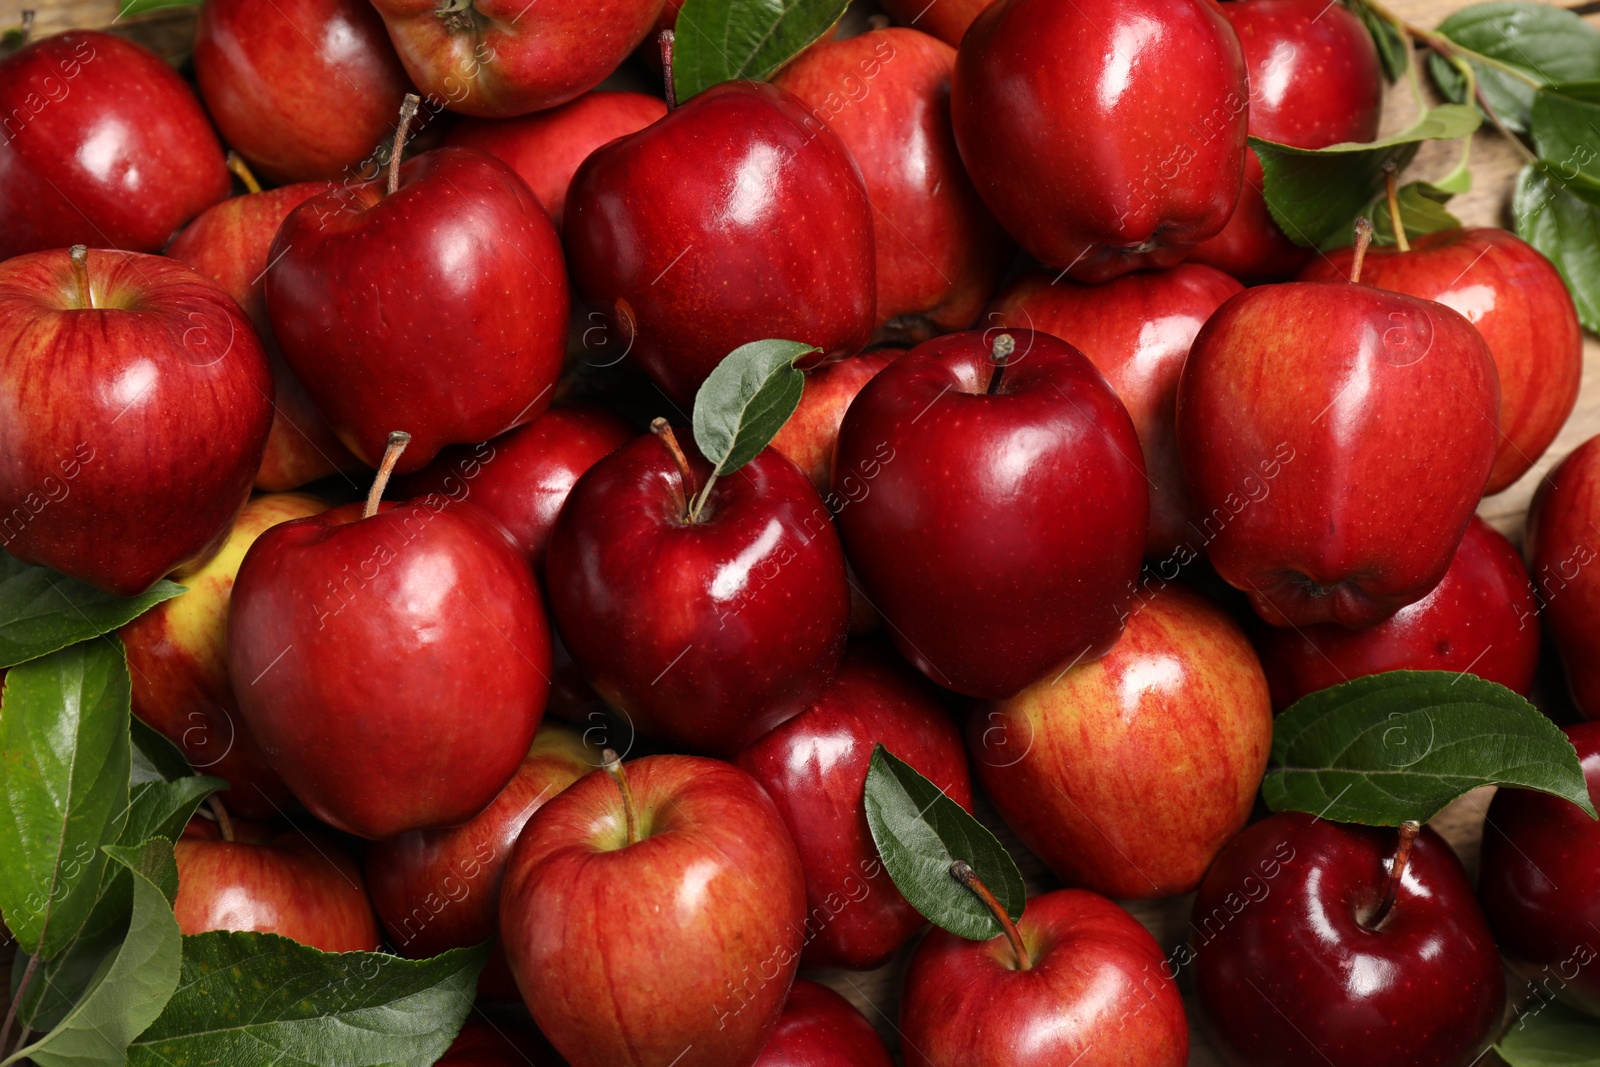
1301 227 1582 494
565 81 876 406
773 27 1010 343
987 264 1242 556
1527 435 1600 719
266 145 568 473
951 0 1248 282
500 754 806 1067
878 0 994 47
546 431 850 755
438 1022 563 1065
832 329 1147 699
399 405 633 570
194 0 412 184
1191 813 1505 1067
445 91 666 230
1253 516 1540 710
1187 0 1384 282
0 247 272 596
0 31 230 259
769 351 896 495
754 980 893 1067
736 645 973 969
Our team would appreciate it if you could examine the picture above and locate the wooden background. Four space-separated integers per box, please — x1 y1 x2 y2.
2 0 1598 1064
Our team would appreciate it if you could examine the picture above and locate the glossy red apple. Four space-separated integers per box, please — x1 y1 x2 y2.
369 0 663 117
194 0 412 184
774 27 1010 343
951 0 1248 282
973 582 1271 899
445 91 666 230
1191 812 1505 1067
165 181 364 491
1527 436 1600 720
0 31 230 259
833 329 1147 699
399 405 633 570
1479 721 1600 1018
547 431 850 756
901 888 1188 1066
878 0 993 47
736 646 973 969
1301 227 1582 494
565 81 876 406
987 264 1242 556
0 247 272 596
267 145 568 473
769 351 896 495
1253 516 1540 711
438 1022 563 1065
754 980 893 1067
1176 256 1500 628
500 755 806 1067
174 817 382 952
1187 0 1384 282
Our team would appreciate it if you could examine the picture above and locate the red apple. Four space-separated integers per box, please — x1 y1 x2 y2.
769 351 896 495
736 645 973 969
1187 0 1384 282
951 0 1248 282
0 247 272 596
1191 813 1505 1067
773 27 1010 343
546 432 850 756
832 329 1147 699
1301 227 1582 494
445 91 666 230
193 0 412 184
398 405 633 570
754 980 893 1067
878 0 994 47
174 817 382 952
266 146 568 473
500 755 806 1067
1176 269 1500 628
987 264 1243 556
565 81 876 406
1253 516 1540 711
0 31 229 259
438 1022 564 1065
901 888 1188 1066
368 0 663 117
165 182 364 492
1526 435 1600 720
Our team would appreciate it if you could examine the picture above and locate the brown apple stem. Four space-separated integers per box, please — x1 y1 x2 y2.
207 795 235 843
68 245 92 309
14 10 33 47
987 333 1016 395
1382 163 1410 254
387 93 422 197
950 861 1031 971
602 748 641 847
1369 820 1421 929
651 417 704 522
1348 218 1374 285
226 152 263 195
364 431 412 518
659 29 676 111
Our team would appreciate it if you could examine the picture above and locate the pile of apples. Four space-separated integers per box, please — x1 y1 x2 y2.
2 0 1599 1064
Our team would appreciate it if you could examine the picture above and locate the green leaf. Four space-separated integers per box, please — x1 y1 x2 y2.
115 0 202 18
5 840 182 1067
130 716 195 786
1331 180 1463 250
863 745 1025 942
0 553 182 669
1345 0 1409 82
127 936 489 1067
0 641 132 958
1515 161 1600 332
1430 2 1600 134
1529 83 1600 186
672 0 849 102
1252 104 1481 248
692 339 818 478
1497 1000 1600 1066
1263 671 1596 826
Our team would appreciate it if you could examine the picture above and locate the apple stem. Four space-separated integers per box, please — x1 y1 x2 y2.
364 431 412 518
602 748 641 847
651 418 707 522
207 795 235 843
68 245 92 309
1348 218 1374 285
387 93 422 197
226 152 263 195
1369 820 1421 929
950 861 1031 971
987 333 1016 395
1382 163 1410 254
660 29 676 111
15 10 33 47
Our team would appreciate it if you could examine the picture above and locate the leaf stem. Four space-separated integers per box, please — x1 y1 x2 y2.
603 749 641 847
364 431 411 518
651 418 706 522
951 861 1030 971
1364 0 1541 88
208 795 235 843
659 29 677 111
987 333 1015 395
225 152 262 195
1368 820 1421 928
0 954 38 1058
1349 218 1374 283
1382 162 1410 253
69 245 91 309
387 93 421 197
